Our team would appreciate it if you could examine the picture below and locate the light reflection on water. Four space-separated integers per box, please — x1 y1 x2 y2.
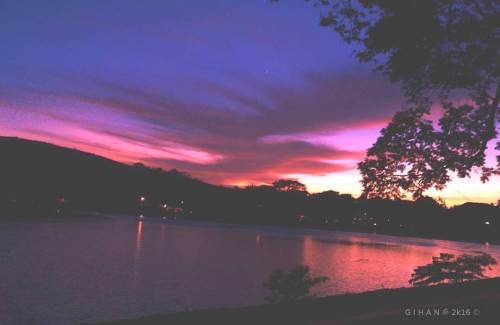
0 216 499 325
133 220 143 283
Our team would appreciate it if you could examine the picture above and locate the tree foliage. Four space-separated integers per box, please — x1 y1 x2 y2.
409 252 497 286
276 0 500 199
263 265 329 303
272 179 308 192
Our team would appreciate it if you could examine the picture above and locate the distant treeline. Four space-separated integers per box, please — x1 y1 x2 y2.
1 136 499 244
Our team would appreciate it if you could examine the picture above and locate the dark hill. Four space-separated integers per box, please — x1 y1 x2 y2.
0 136 217 215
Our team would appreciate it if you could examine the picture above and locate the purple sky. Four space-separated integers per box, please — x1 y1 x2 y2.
1 0 498 205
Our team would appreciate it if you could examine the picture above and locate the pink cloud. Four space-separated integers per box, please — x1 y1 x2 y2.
2 72 498 205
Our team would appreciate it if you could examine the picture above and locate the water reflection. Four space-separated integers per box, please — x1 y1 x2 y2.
300 234 495 295
2 218 500 325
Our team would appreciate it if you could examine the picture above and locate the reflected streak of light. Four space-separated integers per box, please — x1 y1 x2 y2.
161 223 166 242
302 236 314 267
135 220 143 261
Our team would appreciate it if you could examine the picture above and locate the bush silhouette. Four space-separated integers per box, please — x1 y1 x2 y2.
410 252 497 286
263 265 329 303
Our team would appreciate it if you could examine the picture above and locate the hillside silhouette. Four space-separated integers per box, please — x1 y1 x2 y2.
1 136 498 243
0 136 214 215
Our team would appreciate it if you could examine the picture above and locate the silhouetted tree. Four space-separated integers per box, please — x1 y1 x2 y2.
272 179 307 192
308 191 356 226
263 265 329 303
409 252 497 286
275 0 499 199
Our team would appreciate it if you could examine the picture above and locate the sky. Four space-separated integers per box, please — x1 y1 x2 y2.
1 0 498 206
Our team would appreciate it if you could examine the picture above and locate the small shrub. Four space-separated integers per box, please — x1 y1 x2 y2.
263 265 329 303
410 252 497 286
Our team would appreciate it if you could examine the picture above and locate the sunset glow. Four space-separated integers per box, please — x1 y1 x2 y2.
1 0 498 206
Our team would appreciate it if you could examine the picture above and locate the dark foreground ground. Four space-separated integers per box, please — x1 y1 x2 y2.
89 277 500 325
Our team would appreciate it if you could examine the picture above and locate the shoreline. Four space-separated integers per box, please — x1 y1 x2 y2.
96 212 500 247
152 216 500 247
2 211 499 247
87 277 500 324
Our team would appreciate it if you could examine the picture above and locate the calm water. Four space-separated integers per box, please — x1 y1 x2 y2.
1 215 499 325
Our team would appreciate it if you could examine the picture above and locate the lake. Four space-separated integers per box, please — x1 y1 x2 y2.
1 215 499 325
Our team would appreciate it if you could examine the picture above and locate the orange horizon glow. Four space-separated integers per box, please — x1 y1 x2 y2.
2 125 498 207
